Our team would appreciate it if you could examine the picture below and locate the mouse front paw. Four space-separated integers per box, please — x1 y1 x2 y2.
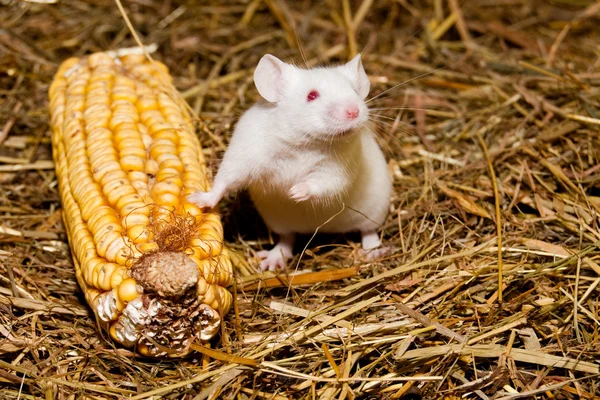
289 182 311 202
187 190 219 208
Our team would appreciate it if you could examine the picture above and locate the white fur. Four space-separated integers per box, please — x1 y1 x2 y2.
188 54 392 270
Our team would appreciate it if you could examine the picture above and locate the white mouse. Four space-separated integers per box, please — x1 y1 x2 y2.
188 53 392 271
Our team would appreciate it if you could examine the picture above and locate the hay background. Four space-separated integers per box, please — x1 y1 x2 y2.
1 0 600 398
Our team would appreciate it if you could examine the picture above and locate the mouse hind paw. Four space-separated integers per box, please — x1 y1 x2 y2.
256 233 296 271
359 231 393 261
359 245 393 261
257 250 288 271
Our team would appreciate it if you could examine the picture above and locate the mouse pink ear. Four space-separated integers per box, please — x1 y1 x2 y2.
254 54 287 103
343 54 370 100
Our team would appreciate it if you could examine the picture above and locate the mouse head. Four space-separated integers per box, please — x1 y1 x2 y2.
254 54 370 139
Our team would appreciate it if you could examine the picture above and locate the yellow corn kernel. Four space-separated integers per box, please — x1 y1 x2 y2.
117 278 138 303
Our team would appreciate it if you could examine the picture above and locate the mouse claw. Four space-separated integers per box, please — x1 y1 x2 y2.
187 191 219 208
259 257 285 271
256 250 270 258
289 182 311 202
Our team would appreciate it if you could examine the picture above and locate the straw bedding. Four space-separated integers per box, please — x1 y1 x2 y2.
1 0 599 398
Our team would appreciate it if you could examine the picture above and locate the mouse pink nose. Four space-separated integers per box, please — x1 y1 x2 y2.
346 105 359 120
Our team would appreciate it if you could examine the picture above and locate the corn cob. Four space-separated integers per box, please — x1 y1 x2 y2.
49 51 233 357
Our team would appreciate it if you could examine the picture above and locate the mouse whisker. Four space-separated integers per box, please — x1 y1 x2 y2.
368 120 396 136
366 122 402 157
369 121 415 151
370 113 407 121
368 120 406 137
369 114 417 130
365 65 451 104
368 119 399 132
295 29 309 69
368 116 417 138
373 27 424 77
364 96 420 108
369 106 446 112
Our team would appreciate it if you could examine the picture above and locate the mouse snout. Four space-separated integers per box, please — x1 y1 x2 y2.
328 102 361 122
345 105 359 120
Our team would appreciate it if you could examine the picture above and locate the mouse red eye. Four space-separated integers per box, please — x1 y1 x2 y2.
307 90 320 102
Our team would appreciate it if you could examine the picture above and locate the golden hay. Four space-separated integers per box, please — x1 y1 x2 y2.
1 0 599 398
